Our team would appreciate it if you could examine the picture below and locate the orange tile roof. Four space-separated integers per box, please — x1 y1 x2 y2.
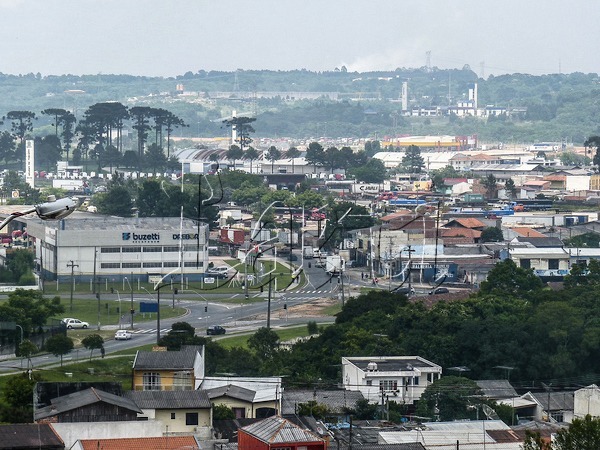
441 228 482 238
510 227 546 238
446 217 486 229
80 436 199 450
381 210 411 221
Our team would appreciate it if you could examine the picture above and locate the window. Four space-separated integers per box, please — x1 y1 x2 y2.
164 246 179 252
184 261 203 267
123 246 142 253
379 380 398 392
520 259 531 269
548 259 559 270
184 244 200 252
171 413 176 419
143 262 162 268
163 262 180 268
122 263 142 268
413 377 420 386
185 412 199 426
143 246 162 253
101 263 120 269
143 372 161 391
101 247 121 253
173 371 193 390
366 380 372 386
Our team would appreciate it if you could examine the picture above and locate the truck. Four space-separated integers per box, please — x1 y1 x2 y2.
303 246 314 259
326 255 345 275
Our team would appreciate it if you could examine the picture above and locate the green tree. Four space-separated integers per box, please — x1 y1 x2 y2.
130 106 154 159
159 322 206 350
82 334 105 360
401 145 424 173
144 143 167 174
430 165 462 192
348 158 387 183
100 144 122 173
6 110 36 150
553 414 600 450
95 185 135 216
482 174 498 199
1 373 37 423
415 376 483 421
480 226 504 243
352 398 379 419
6 249 34 284
213 403 235 420
225 144 244 170
504 178 517 199
478 258 543 297
523 431 552 450
266 146 282 174
305 141 325 172
248 327 280 360
0 130 16 162
563 232 600 248
584 136 600 168
297 400 330 419
45 334 74 366
245 146 260 174
222 116 256 151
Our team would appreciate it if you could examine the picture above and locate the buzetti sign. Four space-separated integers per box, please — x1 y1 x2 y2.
122 232 160 242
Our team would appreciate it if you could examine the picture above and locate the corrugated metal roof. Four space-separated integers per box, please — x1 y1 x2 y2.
476 380 518 399
281 389 364 415
35 387 141 420
0 424 64 448
205 384 256 403
241 416 324 444
133 346 201 370
124 389 211 409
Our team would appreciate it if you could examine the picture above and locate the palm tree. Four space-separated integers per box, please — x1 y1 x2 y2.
286 146 301 174
266 146 282 174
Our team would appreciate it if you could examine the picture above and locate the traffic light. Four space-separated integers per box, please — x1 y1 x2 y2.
283 304 287 310
130 308 135 315
204 306 208 312
260 285 264 292
174 288 178 294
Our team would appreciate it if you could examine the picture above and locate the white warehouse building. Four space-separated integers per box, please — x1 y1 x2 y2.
22 215 209 283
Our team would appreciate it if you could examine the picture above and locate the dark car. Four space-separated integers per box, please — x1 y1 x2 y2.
429 287 450 295
207 325 226 335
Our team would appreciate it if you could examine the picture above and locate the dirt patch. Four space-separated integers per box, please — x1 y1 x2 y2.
287 297 338 317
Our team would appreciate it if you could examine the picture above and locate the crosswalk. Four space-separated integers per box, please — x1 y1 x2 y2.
132 328 172 334
290 289 335 295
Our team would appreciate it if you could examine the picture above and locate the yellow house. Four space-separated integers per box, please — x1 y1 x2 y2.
125 390 212 437
132 346 205 391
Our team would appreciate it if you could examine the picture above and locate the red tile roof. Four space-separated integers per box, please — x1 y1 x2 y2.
441 228 482 238
445 218 486 229
80 436 199 450
380 210 411 222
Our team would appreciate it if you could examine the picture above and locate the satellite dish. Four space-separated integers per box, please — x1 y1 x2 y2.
481 404 500 420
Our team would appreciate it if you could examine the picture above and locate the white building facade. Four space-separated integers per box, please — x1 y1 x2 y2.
342 356 442 404
24 216 209 283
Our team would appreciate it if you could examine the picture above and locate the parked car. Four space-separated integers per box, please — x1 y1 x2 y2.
207 325 226 336
62 318 89 329
429 287 450 295
392 286 415 296
114 330 132 340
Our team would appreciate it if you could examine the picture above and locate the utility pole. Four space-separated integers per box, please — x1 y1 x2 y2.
404 245 415 293
67 260 78 312
266 275 273 330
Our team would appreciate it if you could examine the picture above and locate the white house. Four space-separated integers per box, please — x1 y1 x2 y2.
574 384 600 419
341 356 442 404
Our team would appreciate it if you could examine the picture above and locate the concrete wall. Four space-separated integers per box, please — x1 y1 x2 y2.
52 420 162 449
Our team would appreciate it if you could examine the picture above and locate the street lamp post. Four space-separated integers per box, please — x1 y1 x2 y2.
125 276 134 330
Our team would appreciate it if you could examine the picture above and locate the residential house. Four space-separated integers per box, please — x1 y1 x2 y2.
529 391 574 423
497 392 544 422
200 376 282 419
574 384 600 419
34 387 141 424
74 436 200 450
0 424 64 450
281 389 364 421
238 416 326 450
342 356 442 404
132 345 205 391
124 390 212 437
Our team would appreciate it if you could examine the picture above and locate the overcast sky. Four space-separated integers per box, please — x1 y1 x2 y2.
0 0 598 78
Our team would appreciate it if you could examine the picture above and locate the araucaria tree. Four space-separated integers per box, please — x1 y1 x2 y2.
223 116 256 151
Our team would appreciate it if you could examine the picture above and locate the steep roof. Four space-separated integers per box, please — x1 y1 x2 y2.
476 380 518 399
440 228 482 238
34 387 141 420
510 227 546 238
241 416 324 444
205 384 256 403
0 424 64 449
445 217 486 229
133 345 201 370
124 390 211 409
79 436 199 450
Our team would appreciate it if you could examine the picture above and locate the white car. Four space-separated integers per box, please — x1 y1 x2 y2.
114 330 132 340
62 318 89 329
